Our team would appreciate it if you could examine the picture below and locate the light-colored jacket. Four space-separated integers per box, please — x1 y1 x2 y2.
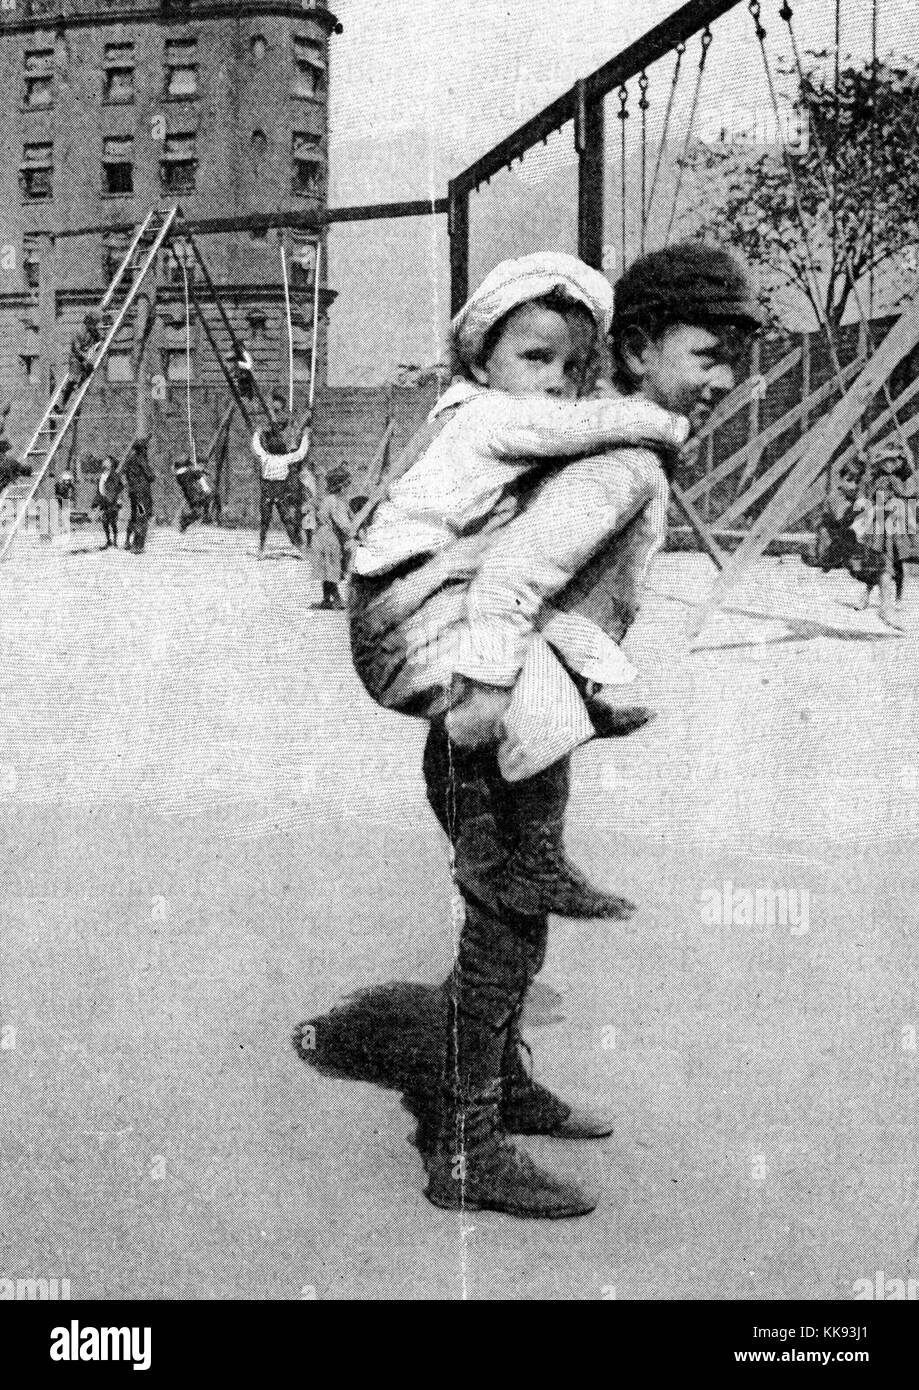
352 379 684 579
351 379 684 688
252 429 311 483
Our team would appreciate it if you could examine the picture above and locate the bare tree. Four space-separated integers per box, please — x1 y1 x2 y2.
683 55 919 330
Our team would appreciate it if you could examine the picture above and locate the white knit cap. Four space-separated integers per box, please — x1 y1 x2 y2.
452 252 615 369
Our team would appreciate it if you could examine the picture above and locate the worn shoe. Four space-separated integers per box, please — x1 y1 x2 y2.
422 1084 597 1219
503 1078 614 1139
502 1024 613 1138
499 758 636 920
425 1137 597 1218
587 699 656 739
501 831 635 920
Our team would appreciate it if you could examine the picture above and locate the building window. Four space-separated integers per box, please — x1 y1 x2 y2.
102 230 130 284
24 49 54 108
289 233 319 288
20 355 38 385
291 132 324 197
163 318 196 381
164 38 199 99
20 142 53 202
291 326 315 382
102 136 134 196
23 235 41 290
292 34 326 100
103 43 135 103
164 237 195 286
107 349 135 383
251 129 268 157
250 35 267 61
159 133 197 194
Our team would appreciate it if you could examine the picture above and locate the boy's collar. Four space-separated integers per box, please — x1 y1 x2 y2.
430 377 486 418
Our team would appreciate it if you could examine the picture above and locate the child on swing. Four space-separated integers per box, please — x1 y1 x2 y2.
349 252 689 918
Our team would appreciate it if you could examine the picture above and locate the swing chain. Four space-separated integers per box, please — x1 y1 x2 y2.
748 1 766 43
778 2 794 22
617 83 629 121
638 70 650 111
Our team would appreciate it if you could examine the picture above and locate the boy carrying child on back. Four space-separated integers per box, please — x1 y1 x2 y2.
343 246 760 1217
350 253 689 918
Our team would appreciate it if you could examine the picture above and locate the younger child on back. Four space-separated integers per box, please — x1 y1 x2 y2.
350 253 688 918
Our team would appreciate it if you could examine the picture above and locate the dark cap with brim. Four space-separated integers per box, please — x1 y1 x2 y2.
614 241 765 332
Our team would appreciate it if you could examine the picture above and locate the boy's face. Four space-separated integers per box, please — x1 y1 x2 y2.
473 303 597 401
626 323 743 429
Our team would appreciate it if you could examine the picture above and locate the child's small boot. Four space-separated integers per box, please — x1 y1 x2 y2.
585 696 655 738
499 758 636 920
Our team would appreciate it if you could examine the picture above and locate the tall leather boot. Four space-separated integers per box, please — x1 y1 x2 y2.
421 896 597 1219
425 726 634 922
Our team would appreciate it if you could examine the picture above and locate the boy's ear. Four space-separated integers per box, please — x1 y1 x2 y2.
618 325 651 384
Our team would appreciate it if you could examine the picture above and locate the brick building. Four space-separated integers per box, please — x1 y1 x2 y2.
0 0 342 522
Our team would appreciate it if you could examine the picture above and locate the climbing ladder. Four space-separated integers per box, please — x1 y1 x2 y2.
0 208 178 563
0 205 277 563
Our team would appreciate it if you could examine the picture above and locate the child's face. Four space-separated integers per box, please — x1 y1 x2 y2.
473 304 596 400
627 323 741 429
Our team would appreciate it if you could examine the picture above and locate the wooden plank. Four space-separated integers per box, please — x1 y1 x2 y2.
716 440 805 529
683 354 853 506
713 360 864 526
737 337 762 490
692 345 801 446
669 477 727 569
786 372 919 525
689 294 919 639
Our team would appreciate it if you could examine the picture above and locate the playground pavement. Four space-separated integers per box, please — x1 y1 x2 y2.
2 523 918 1300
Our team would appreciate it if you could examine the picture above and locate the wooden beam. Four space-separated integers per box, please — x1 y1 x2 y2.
786 370 919 525
683 353 850 507
705 359 862 523
737 337 762 490
327 199 449 223
689 294 919 639
669 477 727 569
691 345 802 452
716 440 805 530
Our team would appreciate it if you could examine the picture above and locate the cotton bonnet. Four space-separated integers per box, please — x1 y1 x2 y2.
451 252 615 370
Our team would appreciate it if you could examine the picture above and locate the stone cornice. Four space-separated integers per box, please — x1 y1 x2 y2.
0 3 343 39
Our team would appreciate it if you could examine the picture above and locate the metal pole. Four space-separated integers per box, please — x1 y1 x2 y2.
448 181 469 317
281 242 294 416
576 80 606 270
309 241 323 412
